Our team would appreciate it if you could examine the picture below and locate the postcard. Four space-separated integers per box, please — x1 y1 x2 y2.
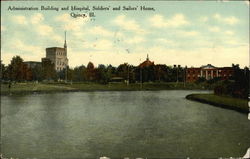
0 0 249 159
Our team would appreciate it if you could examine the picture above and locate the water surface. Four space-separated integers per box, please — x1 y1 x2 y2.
1 90 250 158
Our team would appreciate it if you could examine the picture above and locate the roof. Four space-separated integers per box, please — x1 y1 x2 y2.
220 67 234 70
139 60 154 67
201 64 217 69
111 77 124 80
24 61 41 63
46 47 65 50
187 67 201 70
139 55 154 67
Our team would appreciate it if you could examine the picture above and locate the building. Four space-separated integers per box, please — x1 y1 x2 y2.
43 32 68 71
186 64 234 82
24 61 41 69
139 54 154 68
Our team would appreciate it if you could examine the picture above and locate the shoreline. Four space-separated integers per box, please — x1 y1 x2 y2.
0 88 209 96
186 94 249 114
1 82 210 96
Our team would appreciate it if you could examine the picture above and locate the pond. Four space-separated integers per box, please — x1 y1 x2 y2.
1 90 249 158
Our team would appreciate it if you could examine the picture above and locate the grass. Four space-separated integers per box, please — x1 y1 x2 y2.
1 82 208 95
186 93 249 114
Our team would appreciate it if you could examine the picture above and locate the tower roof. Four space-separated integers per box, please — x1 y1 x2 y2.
201 64 216 69
64 31 67 48
139 54 154 67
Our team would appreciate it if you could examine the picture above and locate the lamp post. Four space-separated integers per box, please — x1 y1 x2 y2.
139 59 142 89
65 65 67 83
184 66 187 87
127 63 129 86
140 67 142 89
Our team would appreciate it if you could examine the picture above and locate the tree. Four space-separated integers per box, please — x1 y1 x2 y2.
154 64 168 82
117 63 128 80
86 62 96 81
42 58 57 81
72 65 86 82
22 63 32 81
30 65 43 81
96 64 111 84
0 62 5 80
214 65 249 99
66 66 73 82
6 56 32 81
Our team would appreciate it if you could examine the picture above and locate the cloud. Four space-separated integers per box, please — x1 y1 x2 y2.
51 34 64 44
224 17 238 25
11 13 55 37
94 39 113 50
208 26 220 32
213 13 239 25
88 26 113 37
200 16 208 22
13 40 43 53
179 30 199 37
36 24 54 36
157 38 176 46
81 39 114 51
1 25 6 32
225 39 239 45
55 13 89 32
145 45 248 67
12 15 28 25
30 13 44 24
149 14 189 28
224 30 234 35
113 15 146 34
2 51 43 65
126 36 145 44
55 13 71 23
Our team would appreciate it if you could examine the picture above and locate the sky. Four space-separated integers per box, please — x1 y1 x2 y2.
1 1 249 68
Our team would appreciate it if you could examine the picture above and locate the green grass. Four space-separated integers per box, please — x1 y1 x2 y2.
186 93 249 114
1 82 208 95
1 83 73 95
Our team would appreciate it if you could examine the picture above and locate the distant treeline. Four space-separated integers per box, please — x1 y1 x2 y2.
1 56 249 99
0 56 186 83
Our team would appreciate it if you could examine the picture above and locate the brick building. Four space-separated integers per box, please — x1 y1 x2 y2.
139 54 154 68
42 32 68 71
24 61 41 69
186 64 234 82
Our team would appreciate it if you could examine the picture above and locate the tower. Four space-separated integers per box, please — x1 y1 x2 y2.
64 31 67 55
44 31 68 72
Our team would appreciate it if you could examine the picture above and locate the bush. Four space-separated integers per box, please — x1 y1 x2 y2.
214 80 248 99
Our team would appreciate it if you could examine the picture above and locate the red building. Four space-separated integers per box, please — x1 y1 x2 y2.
186 64 234 82
139 54 154 68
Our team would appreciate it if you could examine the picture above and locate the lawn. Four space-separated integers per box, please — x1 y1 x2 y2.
186 93 249 114
1 82 207 95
